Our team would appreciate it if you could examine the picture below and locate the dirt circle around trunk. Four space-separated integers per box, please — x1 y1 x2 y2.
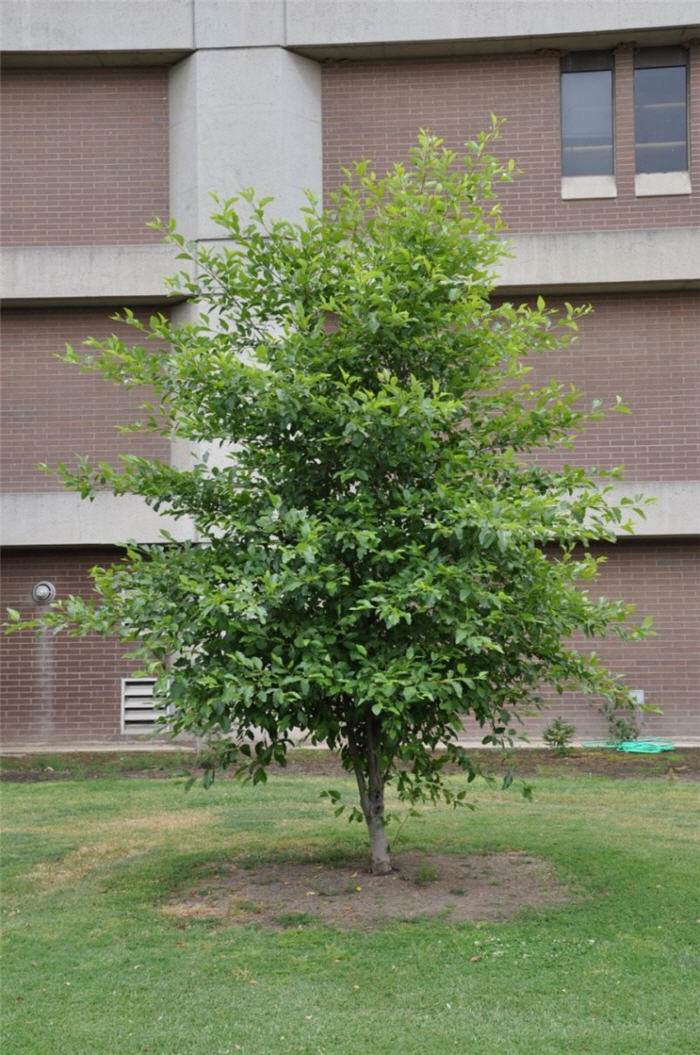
163 850 574 930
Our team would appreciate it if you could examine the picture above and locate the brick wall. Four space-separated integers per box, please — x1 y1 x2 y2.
460 539 700 743
0 548 149 745
0 68 168 246
1 540 696 746
0 307 170 492
322 47 700 232
505 291 700 480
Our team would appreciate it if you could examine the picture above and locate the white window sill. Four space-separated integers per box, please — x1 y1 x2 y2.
561 175 617 200
635 171 692 197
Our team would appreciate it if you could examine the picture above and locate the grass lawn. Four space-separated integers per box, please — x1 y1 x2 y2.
2 762 699 1054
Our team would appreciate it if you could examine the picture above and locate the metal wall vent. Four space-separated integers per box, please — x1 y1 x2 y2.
121 678 162 734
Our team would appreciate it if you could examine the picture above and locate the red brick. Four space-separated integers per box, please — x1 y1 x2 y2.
0 548 153 744
0 68 169 246
0 307 170 492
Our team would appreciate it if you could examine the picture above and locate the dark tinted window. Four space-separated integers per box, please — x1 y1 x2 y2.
561 69 614 176
634 65 688 173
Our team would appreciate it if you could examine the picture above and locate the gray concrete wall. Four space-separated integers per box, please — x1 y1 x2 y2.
0 492 195 547
5 481 697 548
496 228 700 294
287 0 700 52
4 228 697 306
1 245 182 306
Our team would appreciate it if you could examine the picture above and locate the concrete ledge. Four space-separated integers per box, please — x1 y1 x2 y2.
635 171 692 197
0 493 195 547
496 227 700 293
2 481 696 548
604 481 700 538
3 0 697 59
561 175 617 201
287 0 700 57
0 0 194 54
4 228 698 306
1 244 183 306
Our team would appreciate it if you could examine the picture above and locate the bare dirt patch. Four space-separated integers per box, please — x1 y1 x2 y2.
27 843 142 887
163 851 574 930
3 747 699 783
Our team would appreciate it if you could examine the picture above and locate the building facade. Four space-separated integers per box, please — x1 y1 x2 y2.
1 0 699 746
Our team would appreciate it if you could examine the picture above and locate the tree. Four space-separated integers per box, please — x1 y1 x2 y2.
10 126 650 874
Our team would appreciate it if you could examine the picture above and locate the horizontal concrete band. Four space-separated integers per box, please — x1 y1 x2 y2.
494 228 700 293
2 0 698 55
2 482 698 547
1 244 183 306
3 228 700 304
0 493 195 547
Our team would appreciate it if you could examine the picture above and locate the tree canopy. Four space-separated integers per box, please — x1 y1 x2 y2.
10 126 650 873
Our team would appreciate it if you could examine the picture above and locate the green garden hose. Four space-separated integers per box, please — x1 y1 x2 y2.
581 738 675 753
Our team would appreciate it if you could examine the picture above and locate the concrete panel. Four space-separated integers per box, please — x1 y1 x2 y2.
194 0 284 47
287 0 700 52
0 0 194 52
1 245 183 306
604 481 700 538
0 493 196 547
4 480 695 548
496 228 700 293
170 48 322 239
4 230 697 306
4 0 698 58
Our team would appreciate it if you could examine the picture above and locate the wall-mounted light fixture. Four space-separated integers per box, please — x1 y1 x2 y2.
32 581 56 604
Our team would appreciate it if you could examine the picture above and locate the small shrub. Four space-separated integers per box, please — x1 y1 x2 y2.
599 701 640 744
413 864 440 886
274 911 314 928
543 717 576 756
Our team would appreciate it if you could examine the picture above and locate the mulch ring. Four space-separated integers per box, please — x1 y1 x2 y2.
162 850 575 930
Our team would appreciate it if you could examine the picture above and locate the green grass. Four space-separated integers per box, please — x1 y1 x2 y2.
2 771 699 1054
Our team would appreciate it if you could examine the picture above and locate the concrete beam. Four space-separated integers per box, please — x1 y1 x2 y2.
0 493 195 547
605 481 700 538
170 47 322 238
3 228 698 308
1 245 183 306
3 230 698 308
194 1 285 48
0 0 194 54
4 0 697 59
286 0 700 58
287 0 700 45
496 228 700 294
3 480 696 548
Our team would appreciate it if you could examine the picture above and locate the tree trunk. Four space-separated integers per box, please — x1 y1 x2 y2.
366 783 392 875
350 714 393 875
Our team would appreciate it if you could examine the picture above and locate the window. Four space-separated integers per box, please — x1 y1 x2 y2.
561 52 614 176
634 46 690 195
560 51 616 199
